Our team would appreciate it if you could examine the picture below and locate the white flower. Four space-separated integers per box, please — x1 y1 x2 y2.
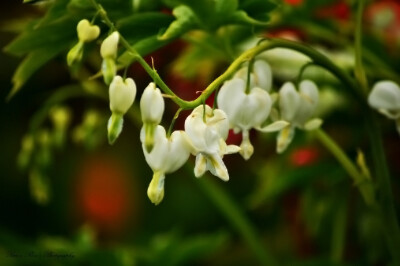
67 20 100 66
140 82 165 124
368 80 400 134
109 75 136 114
233 60 273 91
140 82 165 152
107 75 137 144
141 125 192 205
100 31 119 59
77 19 100 43
185 105 240 181
217 78 273 159
277 80 322 153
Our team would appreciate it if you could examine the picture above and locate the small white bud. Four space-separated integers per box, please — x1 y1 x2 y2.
100 31 119 58
109 75 137 114
77 19 100 43
140 82 165 124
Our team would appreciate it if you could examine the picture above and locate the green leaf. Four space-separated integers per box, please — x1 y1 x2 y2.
117 12 174 42
228 10 270 26
8 41 71 100
159 5 199 40
215 0 239 16
4 17 77 56
239 0 277 18
118 35 174 66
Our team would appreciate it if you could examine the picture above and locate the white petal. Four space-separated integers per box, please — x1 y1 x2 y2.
239 130 254 160
368 81 400 112
303 118 323 131
217 78 246 127
100 31 119 58
207 153 229 181
277 126 295 154
279 82 300 121
225 145 241 154
257 120 290 132
164 130 191 173
253 60 273 91
77 19 100 42
140 82 165 124
293 80 319 126
147 171 165 205
141 125 169 171
109 76 136 114
194 153 207 177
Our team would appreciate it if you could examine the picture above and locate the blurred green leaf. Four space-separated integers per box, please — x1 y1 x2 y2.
4 17 76 56
8 41 71 99
117 12 174 42
159 5 199 40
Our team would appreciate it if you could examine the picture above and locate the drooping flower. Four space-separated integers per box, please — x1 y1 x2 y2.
67 19 100 66
217 60 287 159
140 82 165 152
217 78 272 159
77 19 100 43
101 32 119 85
233 60 273 91
107 75 137 144
368 80 400 135
277 80 322 153
185 105 240 181
141 125 192 205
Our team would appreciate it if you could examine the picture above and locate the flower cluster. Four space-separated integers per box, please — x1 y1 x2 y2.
368 80 400 135
67 21 323 205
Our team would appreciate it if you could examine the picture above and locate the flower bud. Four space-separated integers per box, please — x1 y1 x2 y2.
100 32 119 59
140 83 165 152
109 75 137 114
102 57 117 85
107 113 123 145
140 82 165 124
77 19 100 43
67 41 84 67
368 81 400 119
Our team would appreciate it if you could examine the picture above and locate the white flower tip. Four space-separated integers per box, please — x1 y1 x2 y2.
304 118 323 131
107 113 123 145
101 31 120 58
257 120 290 132
194 154 207 178
240 140 254 160
277 126 295 154
147 172 165 205
77 19 100 42
368 80 400 117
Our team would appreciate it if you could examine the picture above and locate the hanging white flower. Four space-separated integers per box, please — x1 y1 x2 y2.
100 31 119 85
140 82 165 124
233 60 273 91
140 83 165 152
100 31 119 59
368 80 400 135
217 78 273 159
141 125 192 205
276 80 322 153
67 19 100 66
77 19 100 43
185 105 240 181
107 75 137 144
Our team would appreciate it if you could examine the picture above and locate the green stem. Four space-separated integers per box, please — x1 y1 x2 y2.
330 187 348 263
366 112 400 264
354 0 368 93
314 129 376 207
194 174 276 265
354 0 400 263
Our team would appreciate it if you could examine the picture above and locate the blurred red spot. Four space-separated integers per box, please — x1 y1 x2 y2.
75 156 134 234
290 147 319 167
316 1 351 21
